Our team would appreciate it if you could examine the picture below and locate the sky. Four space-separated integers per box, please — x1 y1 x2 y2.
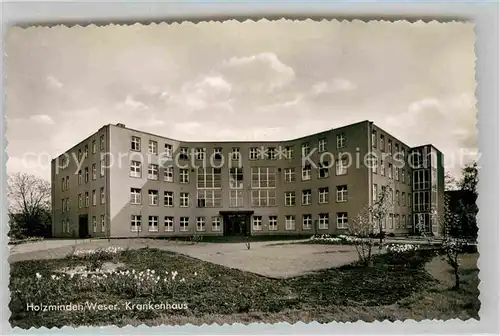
5 20 477 181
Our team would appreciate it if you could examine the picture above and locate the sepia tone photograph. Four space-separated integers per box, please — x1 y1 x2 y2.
5 19 478 328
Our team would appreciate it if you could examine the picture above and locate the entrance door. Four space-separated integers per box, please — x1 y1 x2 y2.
223 213 250 236
78 215 89 238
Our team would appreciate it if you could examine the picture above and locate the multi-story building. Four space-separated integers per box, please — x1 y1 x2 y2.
51 120 444 238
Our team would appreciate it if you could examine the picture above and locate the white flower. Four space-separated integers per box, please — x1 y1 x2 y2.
194 272 197 276
180 278 185 282
151 270 155 274
51 274 56 280
35 273 42 279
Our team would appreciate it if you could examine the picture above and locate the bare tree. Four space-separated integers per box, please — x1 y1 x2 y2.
371 183 394 250
7 173 51 238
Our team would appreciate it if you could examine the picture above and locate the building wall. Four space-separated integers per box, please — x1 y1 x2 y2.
52 120 444 238
52 126 109 238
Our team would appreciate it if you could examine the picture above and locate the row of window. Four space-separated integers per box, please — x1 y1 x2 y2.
128 213 350 232
61 161 106 192
129 134 348 160
371 130 407 158
60 215 106 234
59 134 105 169
61 187 106 213
372 184 412 208
129 186 350 208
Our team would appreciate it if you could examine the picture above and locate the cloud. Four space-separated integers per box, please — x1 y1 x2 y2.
221 52 295 93
29 114 55 125
311 78 357 96
46 75 63 89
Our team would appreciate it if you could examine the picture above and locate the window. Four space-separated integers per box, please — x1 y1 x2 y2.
395 167 399 181
148 164 159 180
249 147 259 160
131 136 141 151
78 149 82 161
251 167 276 188
251 190 276 207
229 190 244 208
100 159 105 177
92 216 97 233
213 148 223 161
92 140 97 154
131 215 141 232
231 147 240 160
130 188 141 204
401 169 405 183
180 169 189 183
380 134 385 151
337 212 348 229
164 166 174 182
252 216 262 231
413 170 430 190
148 140 158 155
78 170 82 185
388 139 392 154
402 148 406 163
62 199 66 213
65 176 69 190
149 216 159 232
78 194 82 208
66 198 70 211
212 216 221 231
380 159 385 176
336 185 348 202
130 161 141 178
402 192 406 206
284 168 295 182
388 214 393 229
84 145 88 159
301 143 310 156
318 161 329 178
319 213 329 229
395 143 399 155
285 215 296 230
269 216 278 231
285 191 296 206
302 214 312 230
180 217 189 232
408 193 412 208
101 215 106 232
395 214 400 229
302 164 312 181
413 191 430 212
85 192 89 207
268 147 276 160
388 163 393 179
197 190 222 208
164 144 173 158
319 187 329 204
396 190 400 206
372 184 378 203
164 217 174 232
195 148 205 160
148 190 158 206
229 167 244 189
164 191 174 207
180 192 189 207
336 133 346 148
371 156 378 174
318 138 327 152
196 217 206 231
100 135 105 151
402 215 406 229
61 178 65 192
285 146 294 159
84 167 89 183
372 130 377 148
197 167 222 189
336 157 347 175
302 189 312 205
92 164 96 180
92 190 96 206
179 147 189 160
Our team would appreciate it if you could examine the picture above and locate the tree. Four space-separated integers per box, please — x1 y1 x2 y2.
348 182 394 267
436 195 469 290
444 171 458 191
7 173 52 238
458 161 478 192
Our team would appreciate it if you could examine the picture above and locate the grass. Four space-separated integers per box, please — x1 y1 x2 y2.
9 247 479 328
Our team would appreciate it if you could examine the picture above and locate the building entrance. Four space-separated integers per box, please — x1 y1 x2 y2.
220 211 253 236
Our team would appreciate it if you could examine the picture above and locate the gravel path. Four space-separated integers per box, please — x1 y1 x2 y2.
9 239 360 278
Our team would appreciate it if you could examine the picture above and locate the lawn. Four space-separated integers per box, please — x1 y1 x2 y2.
9 247 479 328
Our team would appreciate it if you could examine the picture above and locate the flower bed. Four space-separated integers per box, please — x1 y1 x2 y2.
308 234 360 244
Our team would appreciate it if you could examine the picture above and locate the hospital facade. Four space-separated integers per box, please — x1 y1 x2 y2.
51 120 445 238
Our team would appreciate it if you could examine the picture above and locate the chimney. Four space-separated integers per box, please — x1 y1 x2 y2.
116 123 126 128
